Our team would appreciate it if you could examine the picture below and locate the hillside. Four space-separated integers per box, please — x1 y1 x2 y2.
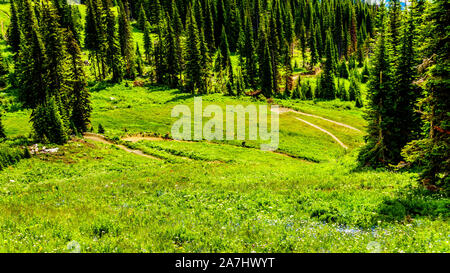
0 0 448 253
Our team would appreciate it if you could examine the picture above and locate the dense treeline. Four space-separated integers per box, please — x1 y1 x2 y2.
8 0 91 144
358 0 449 193
129 0 375 99
1 0 448 192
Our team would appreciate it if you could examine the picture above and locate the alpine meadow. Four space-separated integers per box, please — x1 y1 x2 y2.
0 0 448 253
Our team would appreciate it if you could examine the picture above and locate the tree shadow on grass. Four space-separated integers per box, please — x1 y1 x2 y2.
88 81 116 93
375 185 449 223
348 161 449 224
164 93 195 104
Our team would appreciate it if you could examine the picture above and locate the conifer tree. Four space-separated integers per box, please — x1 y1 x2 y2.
268 14 280 94
304 81 314 100
393 5 421 152
52 0 80 43
340 81 350 102
403 0 449 191
219 26 232 71
166 20 180 87
259 32 273 98
319 30 336 100
17 0 49 108
103 0 123 83
291 81 302 100
8 0 21 54
203 0 215 50
236 68 245 97
149 0 162 26
358 5 398 166
348 76 360 102
137 4 147 31
355 91 364 108
299 22 307 67
84 0 107 79
349 7 358 55
199 29 210 93
143 21 153 64
388 0 402 58
339 60 349 79
243 17 258 89
361 61 370 83
31 97 68 145
135 43 144 77
118 0 136 79
170 0 183 36
0 53 8 87
309 24 319 67
215 0 227 48
41 0 70 117
0 111 5 139
66 30 91 133
185 10 203 94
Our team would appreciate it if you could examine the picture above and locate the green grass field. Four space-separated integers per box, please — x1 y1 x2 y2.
1 82 448 253
0 3 448 253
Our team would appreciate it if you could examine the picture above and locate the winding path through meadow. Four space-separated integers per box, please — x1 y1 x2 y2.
83 133 161 160
271 106 361 150
84 105 360 159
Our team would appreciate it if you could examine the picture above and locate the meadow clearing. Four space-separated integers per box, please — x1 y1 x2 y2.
1 83 449 253
0 1 448 253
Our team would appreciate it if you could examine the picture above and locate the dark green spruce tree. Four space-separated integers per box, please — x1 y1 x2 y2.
143 21 153 64
392 5 421 156
8 0 21 54
66 30 92 133
184 10 203 94
103 0 123 83
0 111 5 139
319 30 336 100
16 0 49 108
258 27 273 98
118 0 136 79
402 0 449 192
358 6 398 166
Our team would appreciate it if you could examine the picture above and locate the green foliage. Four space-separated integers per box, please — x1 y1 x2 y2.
98 123 105 134
103 0 124 83
318 31 337 100
0 111 5 139
66 31 92 133
184 10 205 94
118 0 135 80
339 61 350 79
0 53 8 88
31 97 68 145
358 7 398 167
137 4 147 31
0 143 24 170
291 81 302 100
143 21 153 63
7 0 20 54
0 0 448 253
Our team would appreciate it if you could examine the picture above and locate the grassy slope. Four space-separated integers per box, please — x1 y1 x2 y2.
1 83 448 253
0 3 448 253
0 137 448 253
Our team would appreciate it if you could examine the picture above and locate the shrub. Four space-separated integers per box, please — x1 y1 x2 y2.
0 144 25 170
98 124 105 134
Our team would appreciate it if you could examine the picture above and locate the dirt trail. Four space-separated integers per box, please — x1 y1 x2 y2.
271 107 355 150
272 107 362 132
122 136 166 142
83 133 161 160
85 104 358 158
294 117 348 149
